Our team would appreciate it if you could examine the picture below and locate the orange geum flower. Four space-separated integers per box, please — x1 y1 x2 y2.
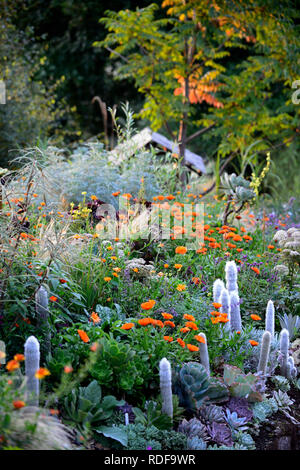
175 246 187 254
13 400 26 409
250 314 261 321
35 367 51 379
77 329 90 343
161 312 173 320
183 314 195 321
6 360 20 372
187 344 199 352
121 322 135 330
164 320 175 328
194 335 206 344
163 336 173 342
14 354 25 362
141 300 156 310
185 321 198 330
249 340 259 346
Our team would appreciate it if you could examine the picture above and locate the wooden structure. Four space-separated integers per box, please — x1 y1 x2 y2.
108 127 206 174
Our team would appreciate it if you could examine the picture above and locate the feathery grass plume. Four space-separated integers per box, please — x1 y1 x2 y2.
198 332 210 375
6 407 72 450
265 300 275 338
225 260 238 294
159 357 173 419
257 331 271 375
35 285 51 357
24 336 40 406
213 279 225 303
229 291 242 333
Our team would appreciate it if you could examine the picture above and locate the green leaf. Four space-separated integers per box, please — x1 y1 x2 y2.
96 426 128 447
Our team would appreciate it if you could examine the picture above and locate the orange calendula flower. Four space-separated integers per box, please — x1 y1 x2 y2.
138 317 154 326
174 263 182 270
13 400 26 409
77 329 90 343
161 312 173 320
164 320 175 328
249 340 259 346
187 344 199 352
211 317 220 324
250 267 260 275
6 360 20 372
35 367 51 379
185 321 198 330
177 338 185 348
268 245 275 250
183 314 195 321
212 302 222 309
163 336 173 342
250 314 261 321
14 354 25 362
90 312 101 324
191 277 200 285
104 277 112 282
121 322 135 330
141 300 156 310
194 335 206 344
164 264 169 268
175 246 187 254
176 284 186 292
64 365 73 374
180 327 190 333
49 296 58 302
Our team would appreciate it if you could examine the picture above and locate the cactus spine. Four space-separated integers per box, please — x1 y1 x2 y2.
159 357 173 419
213 279 225 303
24 336 40 406
198 332 210 375
229 291 242 332
35 285 51 356
225 260 238 294
257 331 271 375
265 300 275 338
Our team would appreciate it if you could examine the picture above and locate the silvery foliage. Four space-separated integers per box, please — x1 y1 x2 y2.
278 313 300 341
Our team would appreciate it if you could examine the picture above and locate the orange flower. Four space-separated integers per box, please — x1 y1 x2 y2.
177 338 185 348
64 365 73 374
174 263 182 270
121 193 132 200
104 277 112 282
90 312 101 324
185 321 198 330
175 246 187 254
250 314 261 321
14 354 25 362
77 329 90 343
183 314 195 321
164 264 169 268
210 310 221 317
90 342 99 352
112 191 120 197
176 284 186 292
153 319 164 328
141 300 156 310
211 317 220 324
164 320 175 328
49 296 58 302
187 344 199 352
59 278 67 284
268 245 275 250
161 312 173 320
6 360 20 372
121 322 135 330
249 340 259 346
194 335 206 344
13 400 26 409
250 267 260 275
180 327 190 333
191 277 200 285
138 317 153 326
163 336 173 342
212 302 222 309
35 367 51 379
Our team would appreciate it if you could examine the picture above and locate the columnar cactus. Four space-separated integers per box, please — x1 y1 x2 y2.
213 279 225 303
225 260 238 294
198 332 210 375
220 288 231 332
229 291 242 332
278 329 297 379
257 331 271 375
265 300 275 338
287 357 297 380
35 285 51 356
24 336 40 406
159 357 173 419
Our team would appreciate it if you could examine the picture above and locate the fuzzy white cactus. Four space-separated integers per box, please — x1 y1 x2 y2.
159 357 173 419
213 279 225 303
225 260 238 294
24 336 40 406
220 288 231 332
198 332 210 375
279 329 293 379
265 300 275 338
257 331 271 375
229 291 242 332
35 285 51 356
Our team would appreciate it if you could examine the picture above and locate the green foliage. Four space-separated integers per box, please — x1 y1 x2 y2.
116 423 187 450
223 365 263 402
